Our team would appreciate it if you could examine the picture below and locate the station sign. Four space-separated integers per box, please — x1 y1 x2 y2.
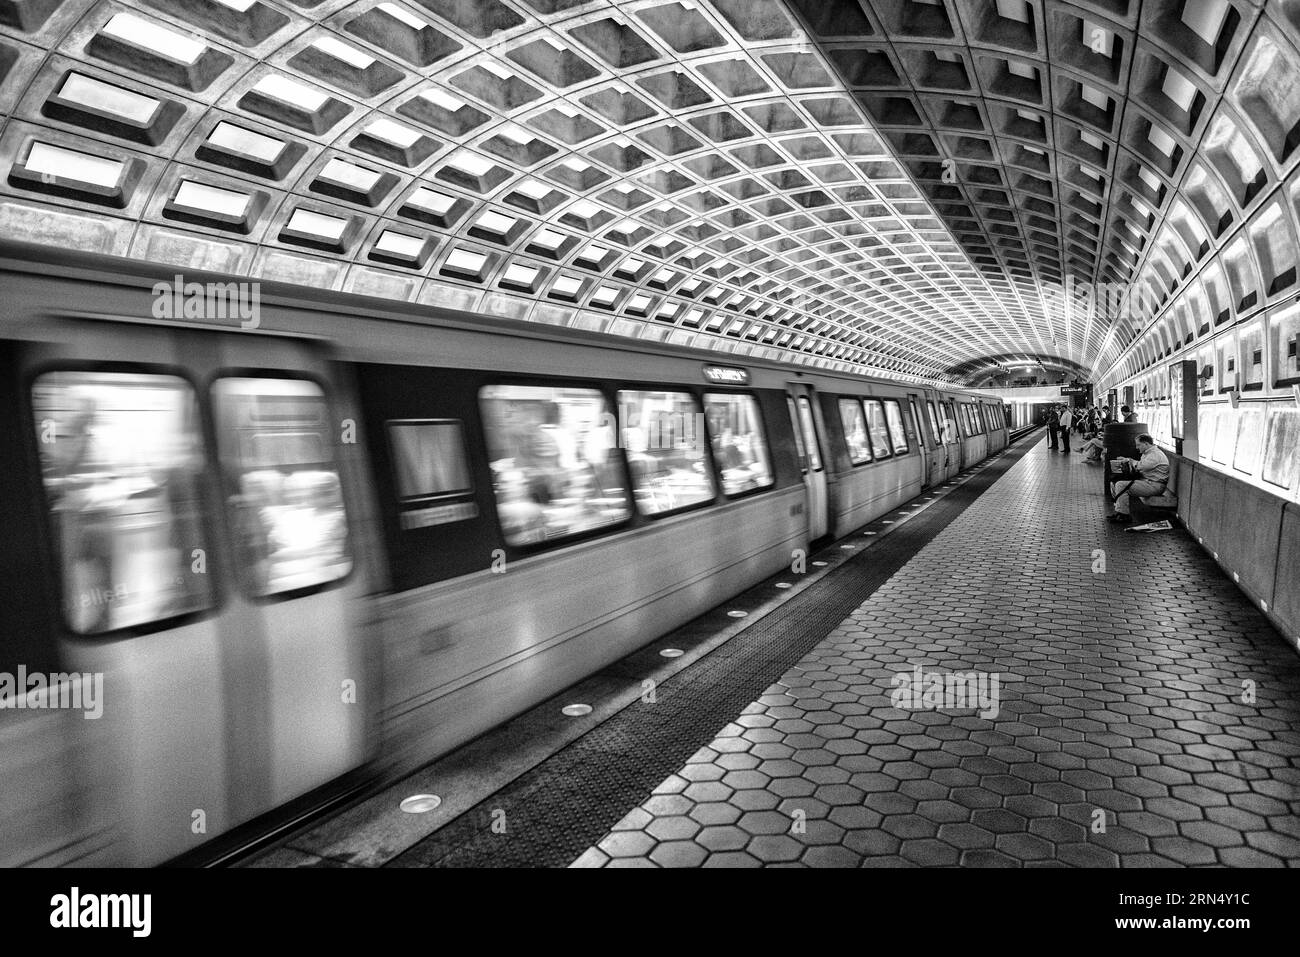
702 364 750 386
1060 383 1092 396
1169 359 1198 443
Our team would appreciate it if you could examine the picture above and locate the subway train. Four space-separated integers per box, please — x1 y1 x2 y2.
0 240 1009 866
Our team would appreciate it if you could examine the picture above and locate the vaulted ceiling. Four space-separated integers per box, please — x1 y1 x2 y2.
0 0 1293 386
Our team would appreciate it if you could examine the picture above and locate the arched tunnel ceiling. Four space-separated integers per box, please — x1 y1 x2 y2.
0 0 1291 385
943 350 1092 383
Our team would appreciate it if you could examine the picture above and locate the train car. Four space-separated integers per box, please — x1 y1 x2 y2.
0 242 1008 865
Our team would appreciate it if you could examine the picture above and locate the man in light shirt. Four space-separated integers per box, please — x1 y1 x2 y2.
1108 433 1170 525
1058 405 1074 453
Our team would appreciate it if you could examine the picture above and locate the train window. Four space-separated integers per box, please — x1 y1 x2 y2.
479 384 629 546
786 396 807 470
884 400 909 453
794 396 822 472
863 399 893 460
617 389 715 515
32 371 214 634
705 392 775 495
213 377 352 597
387 420 472 501
1263 409 1300 490
838 398 871 465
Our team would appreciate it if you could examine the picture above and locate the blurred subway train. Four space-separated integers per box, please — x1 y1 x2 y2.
0 242 1010 866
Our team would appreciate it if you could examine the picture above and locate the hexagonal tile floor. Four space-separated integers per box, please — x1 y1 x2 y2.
573 440 1300 867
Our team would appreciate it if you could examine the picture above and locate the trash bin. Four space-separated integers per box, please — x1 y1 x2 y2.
1103 422 1147 496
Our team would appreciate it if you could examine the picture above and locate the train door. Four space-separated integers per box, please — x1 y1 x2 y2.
942 399 965 471
924 396 951 483
908 392 933 488
18 323 372 864
0 341 90 866
786 384 828 541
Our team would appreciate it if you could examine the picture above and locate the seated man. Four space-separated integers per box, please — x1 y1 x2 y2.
1108 433 1169 525
1077 431 1104 463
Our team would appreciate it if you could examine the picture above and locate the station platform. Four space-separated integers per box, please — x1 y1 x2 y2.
252 431 1300 869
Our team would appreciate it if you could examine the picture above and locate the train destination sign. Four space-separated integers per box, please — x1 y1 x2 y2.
702 365 750 385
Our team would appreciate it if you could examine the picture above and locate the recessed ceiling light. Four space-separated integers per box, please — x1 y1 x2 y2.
25 142 123 188
101 12 206 65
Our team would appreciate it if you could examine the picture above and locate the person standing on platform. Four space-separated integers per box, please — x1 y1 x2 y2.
1046 406 1060 451
1121 405 1138 423
1059 405 1073 453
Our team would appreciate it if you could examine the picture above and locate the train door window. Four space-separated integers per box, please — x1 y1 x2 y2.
212 377 352 597
884 399 909 453
795 397 822 472
705 392 775 495
479 384 629 546
386 419 477 529
1263 409 1300 490
617 389 715 515
912 399 932 448
927 401 942 443
838 398 871 464
787 397 807 470
942 401 959 442
863 399 893 460
32 370 215 634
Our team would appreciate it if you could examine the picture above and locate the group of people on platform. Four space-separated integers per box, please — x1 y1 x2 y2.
1043 402 1169 525
1045 402 1136 455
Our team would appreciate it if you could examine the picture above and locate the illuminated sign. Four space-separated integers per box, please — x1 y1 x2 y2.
1060 384 1091 396
702 365 749 385
400 501 479 530
1169 359 1197 442
1170 362 1184 439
